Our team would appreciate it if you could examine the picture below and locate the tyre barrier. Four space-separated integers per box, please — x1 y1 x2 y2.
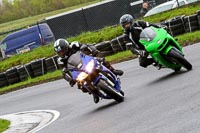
183 14 199 32
45 56 58 72
30 58 46 77
95 41 113 52
94 41 114 57
24 62 34 78
1 11 200 88
0 72 8 88
98 50 114 57
52 55 59 69
196 10 200 29
165 16 186 36
111 34 130 53
5 67 20 85
17 65 29 81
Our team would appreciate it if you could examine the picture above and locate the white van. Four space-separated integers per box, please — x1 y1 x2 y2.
144 0 188 17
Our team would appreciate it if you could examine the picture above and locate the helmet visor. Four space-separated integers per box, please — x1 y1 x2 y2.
122 22 131 29
57 50 65 58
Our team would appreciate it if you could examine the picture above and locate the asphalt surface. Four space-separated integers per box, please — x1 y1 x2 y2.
0 43 200 133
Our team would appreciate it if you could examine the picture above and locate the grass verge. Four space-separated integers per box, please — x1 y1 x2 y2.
0 119 10 133
0 71 62 95
0 29 200 95
0 0 101 34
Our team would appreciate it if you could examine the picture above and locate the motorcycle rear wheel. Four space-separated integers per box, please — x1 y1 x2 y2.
168 48 192 71
97 79 124 102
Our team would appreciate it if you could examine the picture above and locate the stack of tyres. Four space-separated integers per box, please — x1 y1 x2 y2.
165 16 185 36
94 41 114 57
45 56 58 72
52 55 59 69
24 62 34 78
5 67 20 85
17 65 29 81
184 14 199 32
111 34 130 53
196 10 200 29
31 58 46 77
0 72 8 88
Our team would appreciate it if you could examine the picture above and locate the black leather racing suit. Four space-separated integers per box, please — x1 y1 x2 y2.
124 20 160 67
57 43 119 92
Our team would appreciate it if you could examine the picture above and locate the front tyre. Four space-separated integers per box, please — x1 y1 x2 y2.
97 79 124 102
168 48 192 71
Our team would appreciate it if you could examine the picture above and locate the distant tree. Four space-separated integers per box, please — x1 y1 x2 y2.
0 0 97 24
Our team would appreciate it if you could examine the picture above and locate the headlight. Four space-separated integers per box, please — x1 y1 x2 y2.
157 39 162 44
86 60 94 73
76 72 88 81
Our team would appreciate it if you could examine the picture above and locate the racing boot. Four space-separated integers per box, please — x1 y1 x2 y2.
103 60 124 76
93 95 99 104
112 69 124 76
153 62 162 70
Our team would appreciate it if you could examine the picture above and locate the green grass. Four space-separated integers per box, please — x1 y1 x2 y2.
106 50 136 63
0 0 101 41
0 0 100 34
0 45 55 72
1 26 199 94
0 71 62 94
0 2 200 93
0 25 124 72
0 119 10 132
68 25 123 43
176 30 200 46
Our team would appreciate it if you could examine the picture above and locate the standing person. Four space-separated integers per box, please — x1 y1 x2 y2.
54 39 123 103
119 14 161 68
140 2 149 17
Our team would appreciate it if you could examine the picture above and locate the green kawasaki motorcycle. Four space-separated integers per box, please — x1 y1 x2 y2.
139 27 192 71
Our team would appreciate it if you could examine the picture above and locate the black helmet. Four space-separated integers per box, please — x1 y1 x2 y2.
54 38 70 58
119 14 134 30
70 41 81 51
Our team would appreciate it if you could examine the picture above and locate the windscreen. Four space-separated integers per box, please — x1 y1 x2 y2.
140 27 156 42
67 51 82 69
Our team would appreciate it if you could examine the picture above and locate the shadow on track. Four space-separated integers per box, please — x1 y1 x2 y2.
86 100 123 115
146 70 189 86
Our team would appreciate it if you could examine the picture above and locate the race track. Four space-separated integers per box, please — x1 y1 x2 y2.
0 43 200 133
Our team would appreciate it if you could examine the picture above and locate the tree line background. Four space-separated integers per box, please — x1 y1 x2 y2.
0 0 97 24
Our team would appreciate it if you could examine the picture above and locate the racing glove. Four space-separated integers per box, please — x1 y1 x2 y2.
139 50 148 57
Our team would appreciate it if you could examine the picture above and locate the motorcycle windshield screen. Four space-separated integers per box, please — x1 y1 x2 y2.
140 27 156 42
67 51 82 69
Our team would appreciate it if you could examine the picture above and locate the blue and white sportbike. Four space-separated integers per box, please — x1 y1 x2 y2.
67 51 124 103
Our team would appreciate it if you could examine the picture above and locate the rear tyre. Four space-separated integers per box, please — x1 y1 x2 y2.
97 79 124 102
174 67 181 72
168 48 192 71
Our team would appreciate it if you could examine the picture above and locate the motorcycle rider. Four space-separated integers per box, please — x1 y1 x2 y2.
54 39 123 103
119 14 160 68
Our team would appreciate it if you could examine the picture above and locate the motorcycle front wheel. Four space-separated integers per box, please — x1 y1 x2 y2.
168 48 192 71
97 79 124 102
